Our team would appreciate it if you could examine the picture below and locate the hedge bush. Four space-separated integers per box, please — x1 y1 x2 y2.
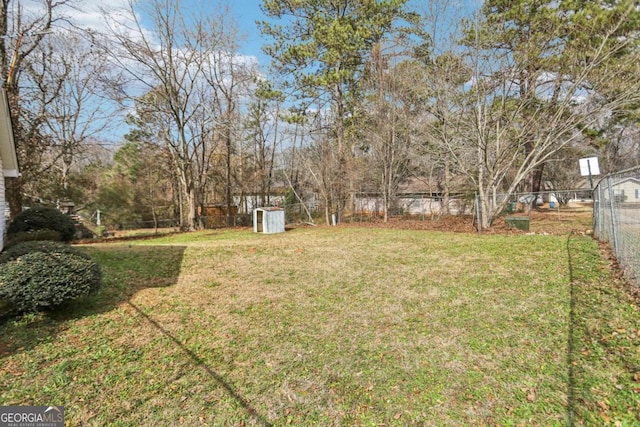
7 206 76 242
0 240 90 264
4 230 64 249
0 250 102 315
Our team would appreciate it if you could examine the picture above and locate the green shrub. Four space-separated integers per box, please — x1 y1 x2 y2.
0 294 10 318
4 230 64 249
0 241 90 264
7 207 76 242
0 251 102 315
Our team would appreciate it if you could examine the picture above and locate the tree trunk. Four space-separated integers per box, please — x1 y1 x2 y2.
531 163 545 194
6 177 22 219
187 188 197 231
443 154 451 215
225 127 233 227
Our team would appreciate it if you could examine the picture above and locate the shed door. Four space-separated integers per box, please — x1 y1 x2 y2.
256 210 263 232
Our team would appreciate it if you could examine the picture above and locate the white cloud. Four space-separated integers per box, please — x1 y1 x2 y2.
66 1 118 31
14 0 129 33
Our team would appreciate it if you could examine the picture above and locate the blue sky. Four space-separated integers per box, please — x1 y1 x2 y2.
225 0 481 68
62 0 479 70
26 0 478 143
227 1 269 61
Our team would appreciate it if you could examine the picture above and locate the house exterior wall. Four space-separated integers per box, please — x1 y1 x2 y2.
354 196 473 216
607 178 640 203
614 180 640 202
0 154 5 250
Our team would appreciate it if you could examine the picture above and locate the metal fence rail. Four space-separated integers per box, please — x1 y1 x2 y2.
593 166 640 288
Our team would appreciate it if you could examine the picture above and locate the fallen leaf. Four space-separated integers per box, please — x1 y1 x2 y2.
527 389 536 402
597 400 609 411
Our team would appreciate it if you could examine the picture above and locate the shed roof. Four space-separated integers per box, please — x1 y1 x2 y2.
597 177 640 190
0 88 18 177
612 177 640 186
255 207 284 212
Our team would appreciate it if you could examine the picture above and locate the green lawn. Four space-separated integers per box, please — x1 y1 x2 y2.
1 227 639 426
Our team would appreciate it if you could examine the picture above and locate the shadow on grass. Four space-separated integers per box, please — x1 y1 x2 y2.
565 233 578 427
126 301 274 427
1 244 274 425
565 233 640 425
0 245 186 359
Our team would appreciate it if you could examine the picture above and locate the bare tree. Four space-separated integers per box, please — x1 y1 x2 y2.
361 41 415 222
201 47 256 226
242 79 283 210
100 0 234 230
295 108 341 225
464 3 640 228
1 0 75 216
20 29 118 200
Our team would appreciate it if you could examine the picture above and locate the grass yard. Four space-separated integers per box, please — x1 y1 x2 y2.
1 227 639 426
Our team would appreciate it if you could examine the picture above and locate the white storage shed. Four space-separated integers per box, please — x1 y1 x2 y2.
253 207 285 234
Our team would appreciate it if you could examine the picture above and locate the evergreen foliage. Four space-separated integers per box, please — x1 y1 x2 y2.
0 249 102 315
7 206 76 242
0 240 90 264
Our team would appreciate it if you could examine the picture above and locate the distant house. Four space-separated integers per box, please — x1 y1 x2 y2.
355 176 474 216
610 177 640 203
0 88 19 250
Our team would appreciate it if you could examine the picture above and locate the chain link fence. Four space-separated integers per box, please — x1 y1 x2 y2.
593 165 640 288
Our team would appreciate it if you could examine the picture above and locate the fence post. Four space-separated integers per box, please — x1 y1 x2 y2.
606 175 620 257
591 185 602 239
597 186 604 240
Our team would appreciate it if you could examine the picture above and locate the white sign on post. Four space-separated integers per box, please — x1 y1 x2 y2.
579 157 600 176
